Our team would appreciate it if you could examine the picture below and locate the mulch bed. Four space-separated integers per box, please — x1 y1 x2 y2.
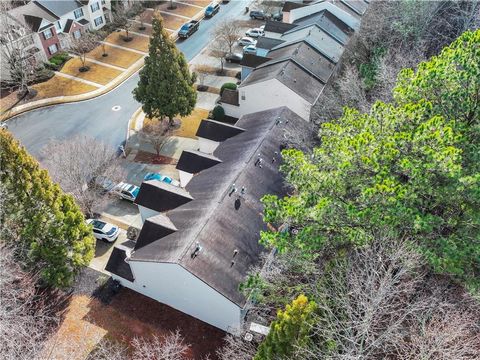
86 287 226 359
134 150 178 165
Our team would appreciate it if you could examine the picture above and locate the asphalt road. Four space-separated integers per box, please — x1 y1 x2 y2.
8 0 248 159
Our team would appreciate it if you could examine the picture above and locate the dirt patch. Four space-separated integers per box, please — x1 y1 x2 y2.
87 45 143 69
134 150 178 165
0 91 21 113
105 32 150 53
32 75 98 99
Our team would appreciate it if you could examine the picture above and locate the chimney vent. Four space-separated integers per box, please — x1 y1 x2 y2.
233 249 238 257
191 242 202 258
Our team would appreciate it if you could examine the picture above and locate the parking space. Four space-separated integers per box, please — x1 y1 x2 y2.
89 228 127 273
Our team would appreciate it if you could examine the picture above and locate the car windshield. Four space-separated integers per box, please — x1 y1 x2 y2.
92 220 105 230
106 227 117 236
181 24 190 30
127 185 136 192
206 6 213 11
132 187 140 197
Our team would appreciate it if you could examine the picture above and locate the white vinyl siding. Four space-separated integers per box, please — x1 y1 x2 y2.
94 16 104 26
55 21 62 32
74 8 84 19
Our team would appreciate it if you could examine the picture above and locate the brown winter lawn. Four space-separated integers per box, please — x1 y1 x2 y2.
179 0 211 7
61 58 122 85
104 32 150 52
173 108 209 138
44 290 224 359
156 1 203 18
32 75 98 99
87 45 143 69
158 12 186 30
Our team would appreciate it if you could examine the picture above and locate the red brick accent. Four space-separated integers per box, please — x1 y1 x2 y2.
39 26 61 59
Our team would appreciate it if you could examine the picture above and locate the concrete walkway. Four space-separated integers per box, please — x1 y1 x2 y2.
100 41 148 55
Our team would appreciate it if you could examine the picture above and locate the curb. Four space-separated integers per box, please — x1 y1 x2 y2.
125 106 143 145
0 58 145 122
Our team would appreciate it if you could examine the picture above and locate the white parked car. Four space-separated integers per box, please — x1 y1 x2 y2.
112 182 140 202
237 36 257 46
87 219 120 243
245 28 265 38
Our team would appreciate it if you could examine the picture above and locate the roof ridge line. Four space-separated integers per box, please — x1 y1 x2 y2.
176 107 288 263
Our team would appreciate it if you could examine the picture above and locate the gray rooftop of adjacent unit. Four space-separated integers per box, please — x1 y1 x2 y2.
34 0 83 17
241 59 325 104
294 9 354 44
8 2 58 31
131 107 314 306
279 24 345 62
262 41 335 83
256 37 285 50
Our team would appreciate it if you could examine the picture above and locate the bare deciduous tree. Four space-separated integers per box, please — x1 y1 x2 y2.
216 333 259 360
112 2 134 41
211 20 242 73
138 119 172 156
194 64 211 89
67 31 101 70
41 135 125 216
131 330 190 360
0 1 37 97
0 244 62 360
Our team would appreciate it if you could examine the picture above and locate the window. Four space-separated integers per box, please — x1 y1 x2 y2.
90 2 100 12
48 43 58 55
43 28 53 40
74 8 84 19
73 30 81 39
94 16 104 26
55 21 62 31
101 0 106 4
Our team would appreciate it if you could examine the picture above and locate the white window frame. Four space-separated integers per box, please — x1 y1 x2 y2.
73 30 81 39
90 2 100 12
74 8 84 19
55 21 62 32
94 16 104 27
43 28 53 40
48 43 58 55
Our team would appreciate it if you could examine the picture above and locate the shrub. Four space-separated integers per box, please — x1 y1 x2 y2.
212 105 225 121
235 71 241 80
220 82 237 95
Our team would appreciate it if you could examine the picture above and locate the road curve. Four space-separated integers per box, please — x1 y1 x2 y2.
9 0 248 159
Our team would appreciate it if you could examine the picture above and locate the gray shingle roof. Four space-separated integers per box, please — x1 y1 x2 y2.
105 248 134 282
262 41 335 83
135 215 178 250
241 59 325 104
341 0 368 15
35 0 83 17
240 53 272 68
196 119 244 142
176 150 222 174
264 20 297 34
134 180 194 213
279 24 345 62
282 1 307 12
8 2 58 31
131 107 314 306
256 37 285 50
294 9 353 44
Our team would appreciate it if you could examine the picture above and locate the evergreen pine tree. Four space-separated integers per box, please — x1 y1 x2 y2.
133 13 197 126
255 294 317 359
0 129 95 287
